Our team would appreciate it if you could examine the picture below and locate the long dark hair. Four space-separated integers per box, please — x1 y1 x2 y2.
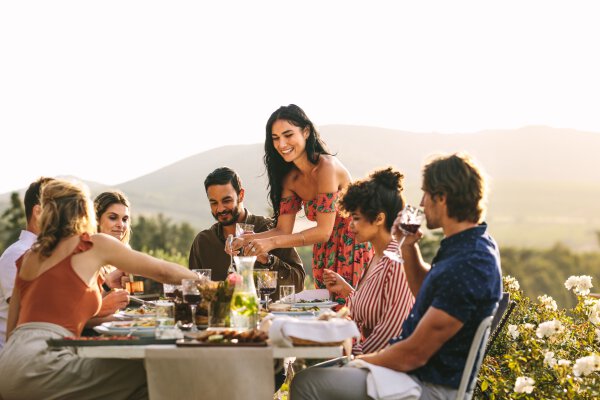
264 104 331 222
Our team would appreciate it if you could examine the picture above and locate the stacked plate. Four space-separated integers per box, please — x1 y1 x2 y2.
93 321 157 337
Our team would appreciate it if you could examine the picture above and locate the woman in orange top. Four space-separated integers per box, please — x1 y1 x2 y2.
0 179 197 400
233 104 372 302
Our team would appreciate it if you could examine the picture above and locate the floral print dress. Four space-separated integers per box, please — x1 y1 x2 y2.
280 192 373 302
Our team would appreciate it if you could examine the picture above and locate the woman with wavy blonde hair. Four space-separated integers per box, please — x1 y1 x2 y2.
0 179 197 400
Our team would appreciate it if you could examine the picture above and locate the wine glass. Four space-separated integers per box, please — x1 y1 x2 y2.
182 278 202 332
235 223 255 256
384 205 425 263
255 270 278 310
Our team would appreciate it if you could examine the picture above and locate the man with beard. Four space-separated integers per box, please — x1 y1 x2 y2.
189 167 305 297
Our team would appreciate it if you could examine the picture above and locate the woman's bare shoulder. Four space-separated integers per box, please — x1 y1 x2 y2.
314 155 351 186
89 233 123 248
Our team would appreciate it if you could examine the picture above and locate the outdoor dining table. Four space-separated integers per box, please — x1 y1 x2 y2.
75 343 343 400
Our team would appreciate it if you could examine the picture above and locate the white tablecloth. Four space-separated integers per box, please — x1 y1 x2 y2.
145 347 274 400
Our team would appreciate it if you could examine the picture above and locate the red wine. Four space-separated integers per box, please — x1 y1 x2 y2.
400 223 420 234
183 294 201 305
164 292 176 300
259 287 276 297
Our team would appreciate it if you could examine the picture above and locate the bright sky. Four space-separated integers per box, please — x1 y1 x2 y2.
1 1 599 194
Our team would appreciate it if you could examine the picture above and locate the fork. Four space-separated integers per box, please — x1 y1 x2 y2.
227 234 236 274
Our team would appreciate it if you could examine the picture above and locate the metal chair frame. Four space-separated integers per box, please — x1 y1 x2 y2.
455 315 494 400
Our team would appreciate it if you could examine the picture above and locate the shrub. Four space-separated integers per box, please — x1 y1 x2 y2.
479 275 600 399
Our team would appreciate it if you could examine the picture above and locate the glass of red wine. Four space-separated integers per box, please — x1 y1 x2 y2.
182 278 202 332
384 205 425 263
255 270 278 310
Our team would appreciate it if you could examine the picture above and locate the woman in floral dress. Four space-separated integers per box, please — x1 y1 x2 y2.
234 104 372 300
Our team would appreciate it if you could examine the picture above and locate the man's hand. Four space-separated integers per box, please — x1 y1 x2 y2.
391 211 423 247
97 289 129 317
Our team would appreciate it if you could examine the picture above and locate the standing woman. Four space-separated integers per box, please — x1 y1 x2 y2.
323 168 415 354
0 179 198 399
236 104 372 297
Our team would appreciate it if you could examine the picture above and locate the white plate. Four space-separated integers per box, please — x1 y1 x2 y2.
101 321 156 331
116 310 155 319
292 301 337 308
93 325 156 338
271 311 316 317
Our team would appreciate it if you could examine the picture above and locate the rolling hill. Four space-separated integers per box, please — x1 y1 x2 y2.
2 126 600 250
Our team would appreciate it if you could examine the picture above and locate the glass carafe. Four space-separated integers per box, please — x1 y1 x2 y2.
230 255 260 330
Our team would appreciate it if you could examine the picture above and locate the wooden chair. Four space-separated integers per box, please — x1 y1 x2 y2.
455 315 494 400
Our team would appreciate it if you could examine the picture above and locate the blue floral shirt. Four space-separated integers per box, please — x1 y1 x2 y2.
389 223 502 389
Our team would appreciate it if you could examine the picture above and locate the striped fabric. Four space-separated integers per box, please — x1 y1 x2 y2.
348 240 415 355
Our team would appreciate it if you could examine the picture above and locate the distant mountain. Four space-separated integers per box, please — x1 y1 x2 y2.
2 126 600 250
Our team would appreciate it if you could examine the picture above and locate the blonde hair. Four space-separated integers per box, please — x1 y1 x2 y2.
33 179 96 258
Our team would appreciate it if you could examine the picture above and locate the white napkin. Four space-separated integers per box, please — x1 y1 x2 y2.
346 359 421 400
268 316 360 348
292 288 330 302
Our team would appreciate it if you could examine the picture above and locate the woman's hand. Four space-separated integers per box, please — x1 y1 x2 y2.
245 238 274 257
105 269 127 290
225 234 241 256
97 289 129 317
323 268 353 298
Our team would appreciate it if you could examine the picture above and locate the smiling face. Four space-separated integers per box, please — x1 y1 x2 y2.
207 183 244 226
98 203 130 242
271 119 309 162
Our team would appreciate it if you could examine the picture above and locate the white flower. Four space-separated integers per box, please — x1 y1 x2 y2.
508 324 519 340
522 323 535 330
536 320 564 339
584 298 598 308
589 302 600 326
558 359 571 367
504 276 520 291
596 329 600 343
538 294 558 311
572 354 600 377
564 275 593 296
514 376 535 394
544 351 557 368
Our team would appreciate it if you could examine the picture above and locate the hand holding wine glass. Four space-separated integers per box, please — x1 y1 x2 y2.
385 205 425 263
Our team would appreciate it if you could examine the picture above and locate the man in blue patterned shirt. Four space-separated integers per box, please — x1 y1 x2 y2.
291 153 502 400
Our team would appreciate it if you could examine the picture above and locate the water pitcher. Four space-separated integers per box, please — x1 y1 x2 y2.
230 255 260 329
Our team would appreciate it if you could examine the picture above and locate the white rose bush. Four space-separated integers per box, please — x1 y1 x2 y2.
478 275 600 399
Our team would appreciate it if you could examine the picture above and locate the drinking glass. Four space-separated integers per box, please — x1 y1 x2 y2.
182 278 202 332
255 270 278 309
384 205 425 263
125 278 144 295
155 300 175 326
235 223 255 256
279 285 295 304
192 269 212 280
163 283 177 300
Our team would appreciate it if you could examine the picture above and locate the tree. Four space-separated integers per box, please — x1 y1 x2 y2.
0 192 25 253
